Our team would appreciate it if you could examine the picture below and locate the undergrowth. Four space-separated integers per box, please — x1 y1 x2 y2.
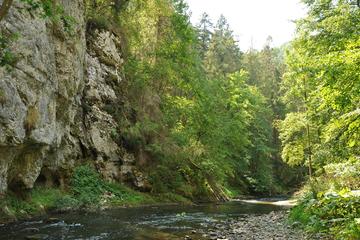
290 188 360 239
0 165 190 222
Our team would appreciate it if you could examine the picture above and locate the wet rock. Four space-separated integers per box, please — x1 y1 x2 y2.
21 228 39 233
25 234 49 240
44 217 60 224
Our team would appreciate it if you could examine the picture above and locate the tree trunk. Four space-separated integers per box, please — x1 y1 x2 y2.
0 0 14 22
303 77 313 179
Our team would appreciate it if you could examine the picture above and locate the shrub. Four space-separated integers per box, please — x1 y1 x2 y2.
70 165 107 205
70 165 154 207
0 33 18 68
53 195 79 210
290 189 360 239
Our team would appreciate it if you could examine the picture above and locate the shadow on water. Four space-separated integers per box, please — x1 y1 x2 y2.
0 200 289 240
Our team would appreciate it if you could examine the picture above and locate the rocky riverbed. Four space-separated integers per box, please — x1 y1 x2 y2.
2 201 327 240
195 211 306 240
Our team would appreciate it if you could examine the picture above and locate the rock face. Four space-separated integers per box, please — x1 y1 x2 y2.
0 1 148 194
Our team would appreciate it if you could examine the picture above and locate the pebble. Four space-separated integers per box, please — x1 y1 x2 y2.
202 211 307 240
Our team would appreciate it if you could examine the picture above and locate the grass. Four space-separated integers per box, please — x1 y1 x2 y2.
0 188 64 221
0 165 192 222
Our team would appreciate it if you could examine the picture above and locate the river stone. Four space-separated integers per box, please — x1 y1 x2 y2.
205 211 307 240
25 234 49 240
21 228 39 233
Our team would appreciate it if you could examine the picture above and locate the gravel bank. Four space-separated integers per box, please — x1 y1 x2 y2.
200 211 306 240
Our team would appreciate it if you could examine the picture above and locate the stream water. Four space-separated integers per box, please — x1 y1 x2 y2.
0 200 290 240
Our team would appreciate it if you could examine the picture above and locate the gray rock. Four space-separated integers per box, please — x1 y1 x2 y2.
205 211 306 240
0 0 150 194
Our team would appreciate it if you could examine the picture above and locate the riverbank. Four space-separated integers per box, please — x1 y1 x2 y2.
200 211 309 240
0 187 192 224
0 165 193 224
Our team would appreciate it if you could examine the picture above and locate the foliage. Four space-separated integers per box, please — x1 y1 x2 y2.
20 0 76 32
290 189 360 239
0 165 162 221
281 2 360 237
70 165 165 207
204 15 242 77
277 112 310 167
279 0 360 174
70 165 109 205
104 0 289 198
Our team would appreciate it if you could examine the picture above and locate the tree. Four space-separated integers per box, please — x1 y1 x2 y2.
242 46 260 86
279 0 360 178
204 15 242 78
196 12 213 60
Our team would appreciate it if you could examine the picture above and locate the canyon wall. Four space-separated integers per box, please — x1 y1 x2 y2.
0 0 147 195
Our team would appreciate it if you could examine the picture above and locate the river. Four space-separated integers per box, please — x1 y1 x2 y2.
0 200 295 240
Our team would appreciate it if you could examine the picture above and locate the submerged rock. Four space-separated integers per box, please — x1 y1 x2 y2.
25 234 49 240
21 228 39 233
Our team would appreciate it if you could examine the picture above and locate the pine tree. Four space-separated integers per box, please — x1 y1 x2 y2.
196 12 213 60
204 15 242 78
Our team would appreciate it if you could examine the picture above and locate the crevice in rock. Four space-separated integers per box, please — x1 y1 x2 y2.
8 180 30 200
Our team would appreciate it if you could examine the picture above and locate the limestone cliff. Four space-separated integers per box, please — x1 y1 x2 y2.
0 0 147 195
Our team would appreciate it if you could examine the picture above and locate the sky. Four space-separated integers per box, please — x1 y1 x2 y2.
186 0 307 51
